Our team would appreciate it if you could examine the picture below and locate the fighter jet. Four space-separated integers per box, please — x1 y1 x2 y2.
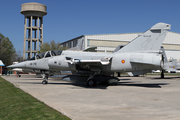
167 59 180 73
151 46 180 77
48 22 171 85
163 57 180 74
8 22 171 86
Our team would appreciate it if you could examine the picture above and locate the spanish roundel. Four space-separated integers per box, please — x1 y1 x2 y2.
121 60 125 64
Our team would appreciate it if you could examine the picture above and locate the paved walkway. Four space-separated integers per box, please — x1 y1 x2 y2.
2 75 180 120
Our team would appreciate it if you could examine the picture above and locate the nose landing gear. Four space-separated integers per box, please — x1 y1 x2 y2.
41 71 49 85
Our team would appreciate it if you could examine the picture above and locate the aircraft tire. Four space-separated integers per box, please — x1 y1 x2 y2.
161 70 164 78
42 80 48 85
87 79 97 86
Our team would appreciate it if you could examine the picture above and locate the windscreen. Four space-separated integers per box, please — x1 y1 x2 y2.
51 50 62 56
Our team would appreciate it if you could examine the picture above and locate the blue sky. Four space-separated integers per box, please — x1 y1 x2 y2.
0 0 180 54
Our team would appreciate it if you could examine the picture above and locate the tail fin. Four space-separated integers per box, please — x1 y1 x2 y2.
116 23 171 53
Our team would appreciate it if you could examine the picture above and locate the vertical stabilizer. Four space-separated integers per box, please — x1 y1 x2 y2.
116 23 171 53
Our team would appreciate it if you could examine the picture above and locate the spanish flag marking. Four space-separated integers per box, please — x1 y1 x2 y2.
121 60 125 64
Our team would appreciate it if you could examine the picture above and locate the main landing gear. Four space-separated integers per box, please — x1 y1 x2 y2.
86 71 101 86
86 79 97 86
161 70 164 79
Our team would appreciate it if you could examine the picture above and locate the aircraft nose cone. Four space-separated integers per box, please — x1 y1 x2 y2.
7 62 26 68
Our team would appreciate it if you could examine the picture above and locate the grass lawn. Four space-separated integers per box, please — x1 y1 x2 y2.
0 76 71 120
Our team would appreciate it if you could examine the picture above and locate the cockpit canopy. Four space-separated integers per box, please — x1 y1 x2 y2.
29 50 62 60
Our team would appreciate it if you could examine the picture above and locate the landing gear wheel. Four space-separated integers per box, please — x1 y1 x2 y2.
42 80 48 85
16 74 21 77
88 80 94 86
161 70 164 78
117 72 121 77
87 79 97 86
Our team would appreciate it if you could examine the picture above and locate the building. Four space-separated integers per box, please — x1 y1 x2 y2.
61 31 180 59
0 60 5 75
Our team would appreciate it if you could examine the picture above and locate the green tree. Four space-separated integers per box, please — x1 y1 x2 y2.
0 33 16 66
12 50 23 62
39 40 66 53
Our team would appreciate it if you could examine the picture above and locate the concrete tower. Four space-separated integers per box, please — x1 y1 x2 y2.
21 2 47 59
